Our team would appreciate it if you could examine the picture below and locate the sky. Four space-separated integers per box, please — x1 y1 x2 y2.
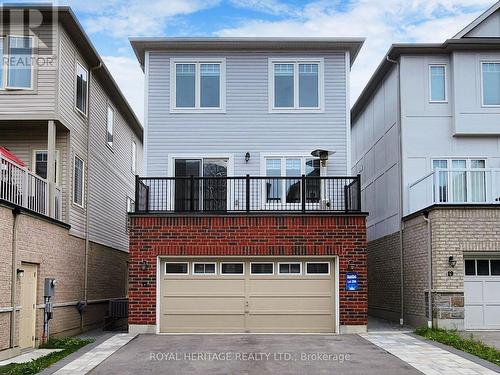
8 0 497 122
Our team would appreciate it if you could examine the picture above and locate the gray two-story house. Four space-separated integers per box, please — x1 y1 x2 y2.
128 38 369 334
0 6 142 359
351 3 500 330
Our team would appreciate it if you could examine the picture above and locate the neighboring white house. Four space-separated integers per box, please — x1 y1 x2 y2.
351 2 500 330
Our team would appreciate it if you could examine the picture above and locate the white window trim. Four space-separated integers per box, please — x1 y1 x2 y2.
106 104 114 149
32 149 60 185
431 158 487 169
305 262 330 275
250 262 274 275
4 35 35 91
131 140 137 174
480 61 500 107
75 61 89 116
165 262 189 275
126 196 135 213
73 154 85 208
268 57 324 113
277 262 302 275
428 64 447 103
170 58 226 113
220 262 245 275
192 262 217 275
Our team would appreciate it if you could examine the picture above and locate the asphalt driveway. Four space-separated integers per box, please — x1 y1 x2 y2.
89 334 422 375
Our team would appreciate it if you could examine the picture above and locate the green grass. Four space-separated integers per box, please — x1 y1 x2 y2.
0 337 94 375
415 327 500 367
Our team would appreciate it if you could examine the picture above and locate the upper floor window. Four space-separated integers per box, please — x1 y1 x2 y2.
269 59 323 111
73 154 85 207
75 62 88 115
482 62 500 106
429 65 446 102
171 59 225 112
0 36 33 90
131 140 137 174
106 105 114 148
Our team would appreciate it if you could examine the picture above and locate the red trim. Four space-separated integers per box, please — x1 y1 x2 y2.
0 147 26 167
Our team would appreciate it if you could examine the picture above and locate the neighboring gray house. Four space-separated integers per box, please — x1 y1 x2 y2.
128 38 369 335
351 3 500 330
0 6 142 359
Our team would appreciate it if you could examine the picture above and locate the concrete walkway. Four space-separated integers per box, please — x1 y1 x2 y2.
0 349 63 366
361 333 499 375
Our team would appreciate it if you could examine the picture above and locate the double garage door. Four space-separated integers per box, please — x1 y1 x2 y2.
159 258 337 333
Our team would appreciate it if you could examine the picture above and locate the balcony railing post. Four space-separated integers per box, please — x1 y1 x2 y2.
301 174 306 213
22 168 28 210
190 175 195 212
357 174 362 211
134 175 139 212
246 174 250 213
344 183 349 212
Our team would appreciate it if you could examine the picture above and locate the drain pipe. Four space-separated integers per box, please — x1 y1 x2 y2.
81 62 103 331
10 206 21 348
423 212 433 328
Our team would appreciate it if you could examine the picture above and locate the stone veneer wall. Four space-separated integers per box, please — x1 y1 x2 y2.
366 232 402 321
0 203 128 356
129 214 368 331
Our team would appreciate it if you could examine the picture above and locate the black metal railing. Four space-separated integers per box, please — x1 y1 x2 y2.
135 175 361 214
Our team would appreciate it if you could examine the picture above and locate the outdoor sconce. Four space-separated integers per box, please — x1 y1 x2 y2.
311 149 336 168
448 256 457 268
16 268 25 278
245 152 250 163
139 260 149 271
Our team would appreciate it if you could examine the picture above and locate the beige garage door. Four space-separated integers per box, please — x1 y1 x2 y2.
159 258 336 333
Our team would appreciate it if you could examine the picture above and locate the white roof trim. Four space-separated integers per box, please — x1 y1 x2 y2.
453 1 500 39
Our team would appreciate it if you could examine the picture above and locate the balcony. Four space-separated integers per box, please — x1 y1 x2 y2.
135 175 361 214
408 168 500 214
0 154 62 220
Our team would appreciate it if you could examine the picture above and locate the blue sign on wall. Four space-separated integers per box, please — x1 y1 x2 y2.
345 272 359 291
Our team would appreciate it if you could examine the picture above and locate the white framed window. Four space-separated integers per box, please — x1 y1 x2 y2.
269 58 324 112
481 62 500 107
220 262 244 275
170 58 226 112
465 259 500 276
33 150 60 185
2 36 34 90
432 158 486 203
75 62 88 115
263 155 321 204
73 154 85 207
106 105 114 148
165 262 189 275
131 140 137 174
305 262 330 275
429 65 447 102
192 262 217 275
250 262 274 275
278 262 302 275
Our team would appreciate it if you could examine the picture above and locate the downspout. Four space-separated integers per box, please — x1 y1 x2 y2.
423 212 433 328
386 55 405 326
10 206 21 348
81 62 103 331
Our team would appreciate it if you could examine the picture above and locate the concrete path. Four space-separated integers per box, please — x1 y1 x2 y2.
368 316 413 333
88 334 421 375
361 333 499 375
51 333 136 375
0 349 63 366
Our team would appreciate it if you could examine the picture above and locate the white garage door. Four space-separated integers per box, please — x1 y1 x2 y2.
158 258 337 333
464 258 500 330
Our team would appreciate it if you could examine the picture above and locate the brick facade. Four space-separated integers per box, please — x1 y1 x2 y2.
0 203 128 356
128 214 368 331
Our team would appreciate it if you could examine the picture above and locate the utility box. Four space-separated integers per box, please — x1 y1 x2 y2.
44 278 57 298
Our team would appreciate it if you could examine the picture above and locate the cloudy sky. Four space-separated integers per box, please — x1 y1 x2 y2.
14 0 496 122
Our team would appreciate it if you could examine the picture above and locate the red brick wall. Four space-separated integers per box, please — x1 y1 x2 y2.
128 214 367 328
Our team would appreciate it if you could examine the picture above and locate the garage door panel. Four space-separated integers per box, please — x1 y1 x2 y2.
161 314 245 333
464 281 483 304
246 314 333 333
484 306 500 329
162 296 245 313
465 305 484 329
163 279 245 295
484 281 500 302
249 279 331 295
250 296 332 312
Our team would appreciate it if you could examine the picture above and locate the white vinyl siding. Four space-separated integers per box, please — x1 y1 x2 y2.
73 155 85 207
131 140 137 174
429 65 446 102
481 62 500 106
269 58 324 112
171 58 225 112
106 105 114 147
75 62 88 115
